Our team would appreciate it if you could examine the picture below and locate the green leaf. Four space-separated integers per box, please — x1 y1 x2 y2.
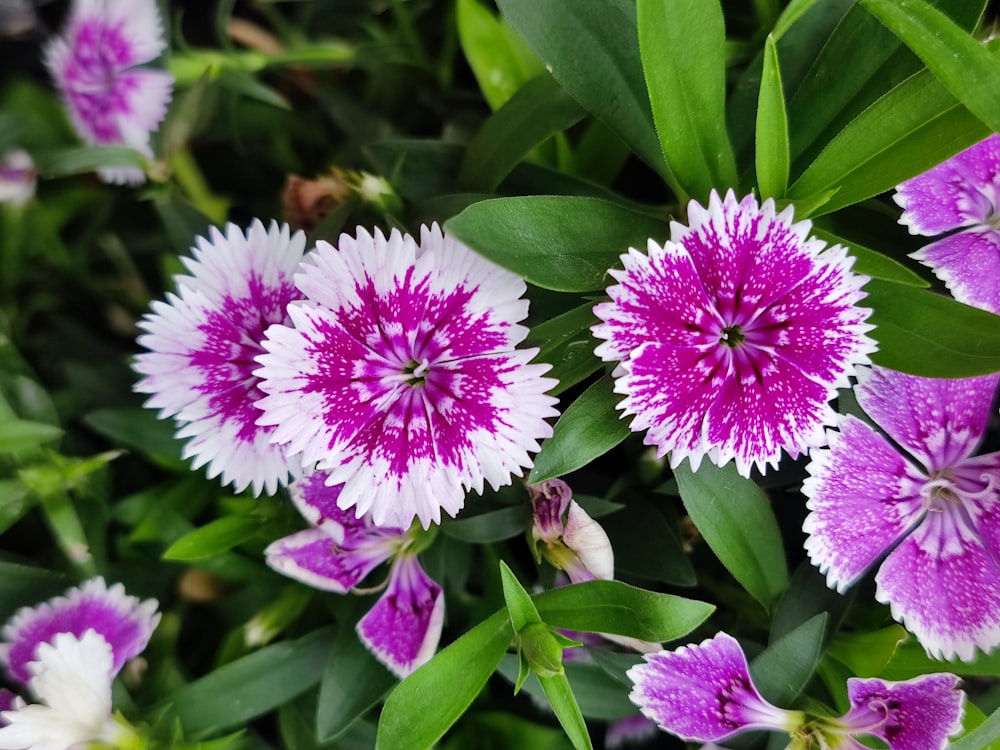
529 374 632 483
441 505 529 543
501 560 544 632
750 614 827 707
770 562 853 644
952 707 1000 750
537 673 593 750
0 563 67 613
599 498 696 587
458 75 584 193
34 146 146 177
810 228 928 287
0 419 62 452
376 611 513 750
316 624 398 742
828 626 907 677
534 580 715 642
881 640 1000 680
859 0 1000 132
0 479 36 535
83 408 186 470
637 0 736 200
499 657 638 721
674 461 788 610
866 280 1000 377
496 0 674 184
162 515 263 561
755 36 790 199
445 196 667 293
527 304 601 397
171 626 336 738
441 712 574 750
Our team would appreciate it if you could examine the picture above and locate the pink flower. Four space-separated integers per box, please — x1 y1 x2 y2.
43 0 173 185
530 479 613 584
592 190 875 477
133 220 307 496
254 224 559 528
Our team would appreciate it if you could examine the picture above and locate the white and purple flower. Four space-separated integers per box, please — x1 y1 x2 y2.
255 224 559 529
530 479 613 584
134 220 308 496
895 134 1000 315
628 632 964 750
43 0 174 185
265 472 444 677
0 150 36 207
592 190 876 477
804 366 1000 661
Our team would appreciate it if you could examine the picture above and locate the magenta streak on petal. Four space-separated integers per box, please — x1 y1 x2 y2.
356 555 444 678
290 473 384 540
912 228 1000 316
530 479 573 542
264 527 396 593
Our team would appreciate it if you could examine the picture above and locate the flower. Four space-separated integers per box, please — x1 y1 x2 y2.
627 632 964 750
530 479 613 584
0 150 35 207
803 366 1000 660
254 224 559 528
895 134 1000 315
0 577 160 688
43 0 173 185
592 190 875 477
134 220 308 496
0 631 135 750
265 472 444 677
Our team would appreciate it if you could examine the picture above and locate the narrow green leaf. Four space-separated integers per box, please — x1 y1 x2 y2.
755 36 790 199
496 0 675 184
0 563 66 613
866 280 1000 377
441 505 529 543
527 304 601 397
860 0 1000 132
882 640 1000 680
750 614 827 707
637 0 736 200
810 228 928 287
674 461 788 610
162 515 263 561
952 707 1000 750
770 562 853 643
828 626 907 677
538 674 593 750
0 419 62 452
458 75 584 192
83 408 186 469
600 499 696 587
500 560 543 632
34 145 146 177
529 374 632 483
445 196 667 292
0 479 36 535
376 611 512 750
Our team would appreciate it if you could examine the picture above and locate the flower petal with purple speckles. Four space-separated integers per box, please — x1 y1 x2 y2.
593 190 875 477
288 471 403 542
894 134 1000 235
356 555 444 678
255 224 559 528
43 0 173 185
0 578 159 688
264 527 397 594
134 220 307 496
627 632 800 742
911 228 1000 316
837 673 964 750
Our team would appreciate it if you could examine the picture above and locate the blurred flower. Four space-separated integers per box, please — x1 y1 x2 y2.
628 632 963 750
255 224 559 528
592 190 875 477
265 472 444 677
530 479 613 584
0 631 138 750
281 172 351 233
895 134 1000 314
604 714 658 749
0 577 160 688
803 366 1000 661
43 0 173 185
0 151 35 207
133 220 307 496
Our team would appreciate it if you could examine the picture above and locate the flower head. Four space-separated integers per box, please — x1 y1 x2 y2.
255 224 559 528
265 472 444 677
895 134 1000 315
803 366 1000 660
43 0 173 185
0 577 160 688
530 479 613 584
134 220 308 496
592 190 875 477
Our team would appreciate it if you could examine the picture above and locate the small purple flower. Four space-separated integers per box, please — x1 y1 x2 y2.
0 577 160 689
0 150 36 207
265 472 444 677
254 224 559 528
628 632 964 749
134 220 308 496
895 135 1000 315
530 479 614 584
803 366 1000 661
43 0 174 185
592 190 876 477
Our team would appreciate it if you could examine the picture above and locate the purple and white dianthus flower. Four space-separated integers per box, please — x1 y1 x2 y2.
254 224 559 528
895 134 1000 315
530 478 614 584
592 190 876 477
134 220 307 496
804 366 1000 661
43 0 174 185
265 472 444 677
628 632 964 750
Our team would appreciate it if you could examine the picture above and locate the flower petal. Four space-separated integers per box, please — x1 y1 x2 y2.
911 228 1000 316
264 528 393 594
356 556 444 678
